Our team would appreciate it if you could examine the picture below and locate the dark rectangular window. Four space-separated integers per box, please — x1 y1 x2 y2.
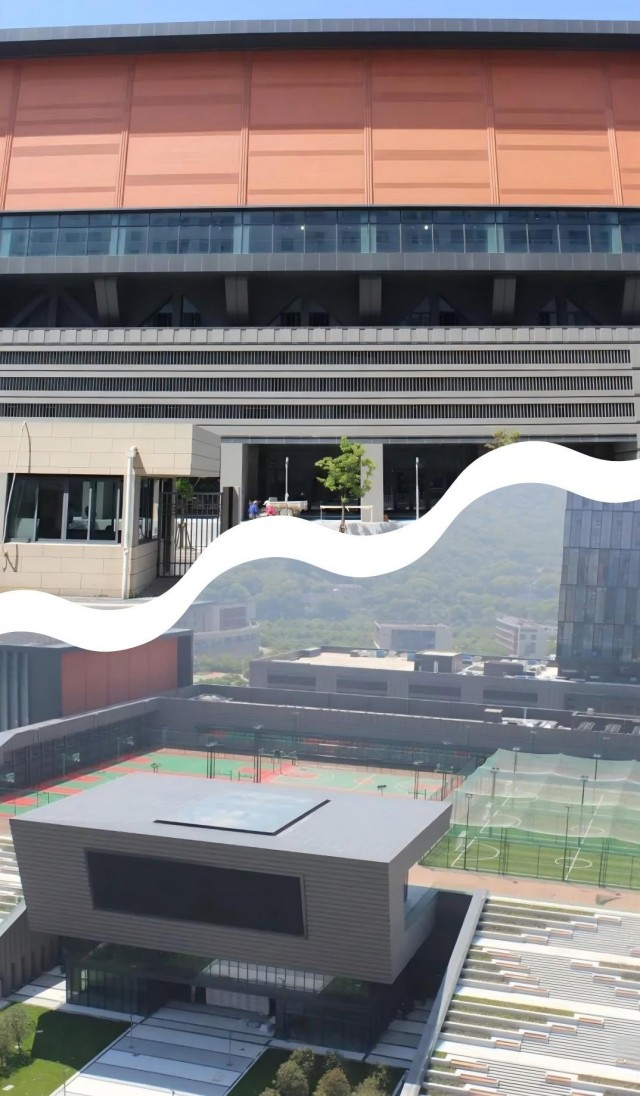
483 689 539 703
336 677 388 694
5 475 122 542
408 684 461 699
86 850 305 936
267 673 317 689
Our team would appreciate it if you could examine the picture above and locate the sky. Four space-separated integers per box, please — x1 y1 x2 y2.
1 0 640 28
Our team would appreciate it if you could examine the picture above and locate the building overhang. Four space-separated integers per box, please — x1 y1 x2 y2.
3 19 640 60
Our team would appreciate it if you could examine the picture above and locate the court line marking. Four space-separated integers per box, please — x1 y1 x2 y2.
566 793 606 880
451 795 513 868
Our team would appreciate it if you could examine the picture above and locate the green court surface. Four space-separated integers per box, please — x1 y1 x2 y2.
0 748 442 819
423 826 640 890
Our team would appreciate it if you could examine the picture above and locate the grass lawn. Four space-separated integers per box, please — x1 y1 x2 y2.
0 1004 127 1096
230 1048 404 1096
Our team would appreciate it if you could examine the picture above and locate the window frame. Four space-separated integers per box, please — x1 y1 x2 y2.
5 474 123 544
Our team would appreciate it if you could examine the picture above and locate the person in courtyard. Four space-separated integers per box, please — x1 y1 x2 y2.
248 500 260 520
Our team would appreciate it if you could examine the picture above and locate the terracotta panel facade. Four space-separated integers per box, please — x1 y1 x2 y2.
4 57 130 211
0 48 640 209
60 638 178 716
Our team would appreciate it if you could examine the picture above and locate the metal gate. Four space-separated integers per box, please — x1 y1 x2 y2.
158 491 221 578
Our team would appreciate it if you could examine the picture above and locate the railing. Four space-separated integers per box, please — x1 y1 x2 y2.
2 207 640 259
157 491 221 578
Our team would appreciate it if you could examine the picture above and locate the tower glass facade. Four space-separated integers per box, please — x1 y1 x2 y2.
557 494 640 681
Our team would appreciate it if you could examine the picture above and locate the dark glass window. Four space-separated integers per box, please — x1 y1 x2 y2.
5 475 121 543
87 850 305 935
138 478 159 542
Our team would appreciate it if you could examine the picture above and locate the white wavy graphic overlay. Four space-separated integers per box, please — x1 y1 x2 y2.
0 441 638 651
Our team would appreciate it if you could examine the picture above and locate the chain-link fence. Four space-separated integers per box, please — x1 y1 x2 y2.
422 749 640 890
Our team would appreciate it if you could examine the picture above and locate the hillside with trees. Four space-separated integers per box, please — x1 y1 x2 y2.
200 484 567 664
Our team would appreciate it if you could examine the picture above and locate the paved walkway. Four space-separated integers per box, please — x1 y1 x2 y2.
57 1003 274 1096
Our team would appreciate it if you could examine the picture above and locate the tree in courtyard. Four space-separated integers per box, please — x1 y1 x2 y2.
289 1048 316 1082
372 1066 393 1093
5 1006 34 1057
352 1079 383 1096
314 1067 351 1096
322 1052 345 1074
261 1087 280 1096
276 1060 310 1096
0 1020 12 1073
315 437 376 533
483 430 521 450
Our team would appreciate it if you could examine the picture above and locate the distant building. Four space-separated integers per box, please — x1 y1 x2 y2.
249 644 640 716
557 496 640 682
375 622 453 652
413 651 463 674
495 616 550 660
0 630 193 732
177 600 259 659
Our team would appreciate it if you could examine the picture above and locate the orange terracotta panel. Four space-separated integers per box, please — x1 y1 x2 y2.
371 51 492 204
491 54 616 206
123 53 245 208
60 651 87 716
608 58 640 205
4 57 129 211
1 48 640 210
246 52 366 205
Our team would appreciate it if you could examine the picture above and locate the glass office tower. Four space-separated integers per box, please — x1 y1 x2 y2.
557 495 640 682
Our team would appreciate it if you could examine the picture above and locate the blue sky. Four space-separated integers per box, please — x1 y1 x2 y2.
1 0 639 27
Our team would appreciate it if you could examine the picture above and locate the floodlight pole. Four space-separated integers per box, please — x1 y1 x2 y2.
463 793 473 869
513 747 521 774
580 775 588 809
593 753 601 782
413 762 420 800
562 806 571 880
285 456 289 506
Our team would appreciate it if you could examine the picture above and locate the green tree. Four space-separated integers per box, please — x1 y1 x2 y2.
276 1060 310 1096
484 429 521 450
315 437 376 532
315 1068 351 1096
289 1048 316 1082
261 1087 280 1096
0 1018 12 1073
352 1080 382 1096
372 1066 393 1093
322 1054 344 1075
5 1005 34 1057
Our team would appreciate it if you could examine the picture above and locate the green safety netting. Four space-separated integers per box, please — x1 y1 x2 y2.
449 750 640 846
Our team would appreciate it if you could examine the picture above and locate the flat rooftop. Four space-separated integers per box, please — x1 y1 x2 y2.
284 651 415 672
2 19 640 59
16 773 448 863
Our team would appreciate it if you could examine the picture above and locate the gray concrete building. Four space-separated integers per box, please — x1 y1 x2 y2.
1 20 640 595
375 623 453 652
12 774 449 1047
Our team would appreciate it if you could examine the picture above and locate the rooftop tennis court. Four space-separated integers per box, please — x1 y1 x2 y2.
0 748 448 819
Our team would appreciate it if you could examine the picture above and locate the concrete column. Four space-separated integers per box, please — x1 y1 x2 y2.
225 276 249 322
94 278 120 325
220 441 249 528
622 277 640 321
0 473 8 541
492 276 516 320
359 275 382 322
361 442 385 523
